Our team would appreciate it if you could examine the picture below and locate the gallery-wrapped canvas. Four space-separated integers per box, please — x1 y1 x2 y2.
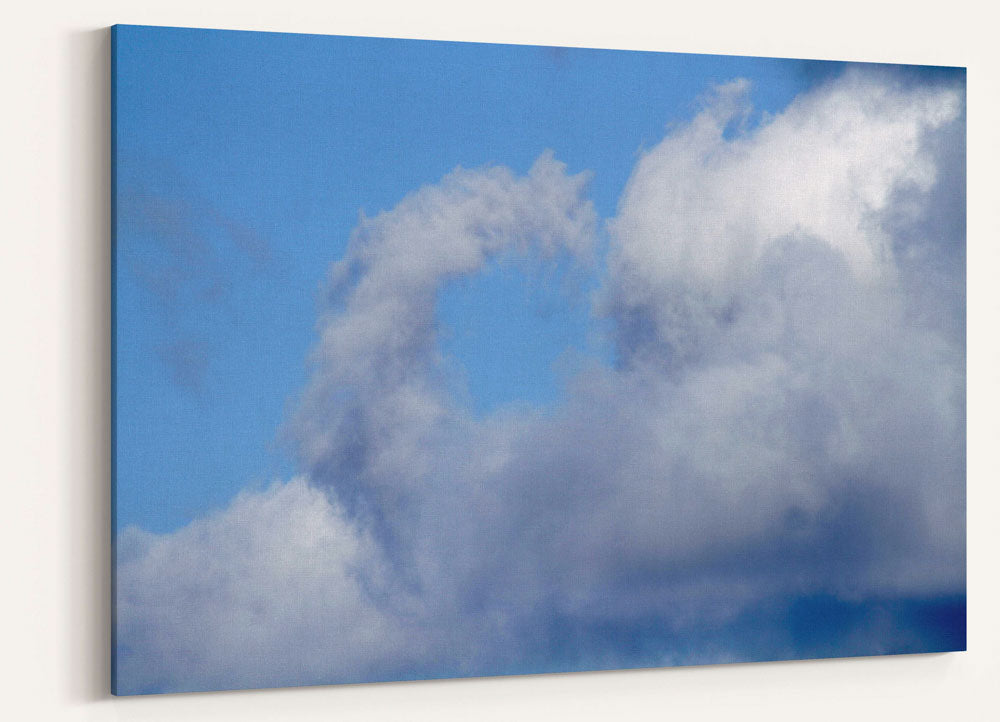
111 24 966 695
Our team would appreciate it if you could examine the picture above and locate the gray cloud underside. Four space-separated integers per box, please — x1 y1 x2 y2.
115 68 966 694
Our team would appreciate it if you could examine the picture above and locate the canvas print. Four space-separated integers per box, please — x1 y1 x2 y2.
111 24 966 695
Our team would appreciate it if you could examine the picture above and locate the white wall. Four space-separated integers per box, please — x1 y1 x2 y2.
2 2 997 719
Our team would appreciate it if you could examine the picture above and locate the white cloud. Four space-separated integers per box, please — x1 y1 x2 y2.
294 151 598 538
116 479 415 693
606 69 961 362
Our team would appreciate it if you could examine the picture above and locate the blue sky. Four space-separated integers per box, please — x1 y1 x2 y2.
113 26 840 533
112 25 965 695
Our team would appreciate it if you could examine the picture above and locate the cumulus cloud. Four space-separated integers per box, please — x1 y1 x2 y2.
115 67 966 694
117 479 431 693
294 151 597 550
606 70 962 363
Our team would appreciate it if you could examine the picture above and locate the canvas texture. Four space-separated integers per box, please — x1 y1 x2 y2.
111 24 967 695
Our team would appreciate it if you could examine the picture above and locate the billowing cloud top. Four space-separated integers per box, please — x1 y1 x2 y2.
115 67 966 695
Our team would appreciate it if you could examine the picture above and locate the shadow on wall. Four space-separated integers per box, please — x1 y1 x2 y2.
66 26 111 703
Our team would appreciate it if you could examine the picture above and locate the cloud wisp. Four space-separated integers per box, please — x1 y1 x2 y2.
115 68 966 694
